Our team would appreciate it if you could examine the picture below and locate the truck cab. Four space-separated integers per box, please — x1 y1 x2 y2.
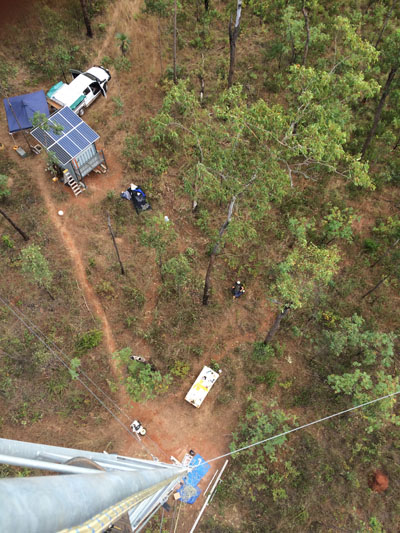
47 66 111 116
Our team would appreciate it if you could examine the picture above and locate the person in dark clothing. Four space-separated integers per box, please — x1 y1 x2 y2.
120 183 152 214
129 183 146 199
231 280 245 299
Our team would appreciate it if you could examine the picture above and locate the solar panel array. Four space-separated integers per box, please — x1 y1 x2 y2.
31 106 99 166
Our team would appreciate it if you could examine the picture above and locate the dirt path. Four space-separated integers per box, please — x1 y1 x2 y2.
29 159 118 358
94 0 143 64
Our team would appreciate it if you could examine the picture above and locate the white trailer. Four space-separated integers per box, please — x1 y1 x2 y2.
185 366 220 408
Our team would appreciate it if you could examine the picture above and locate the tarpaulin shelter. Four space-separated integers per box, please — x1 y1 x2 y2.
3 90 49 133
178 454 210 504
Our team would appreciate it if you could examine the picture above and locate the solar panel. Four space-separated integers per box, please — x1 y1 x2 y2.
31 129 54 147
48 144 70 166
68 130 88 151
31 106 100 166
49 115 72 134
77 122 99 143
59 106 81 127
47 126 64 142
58 137 81 157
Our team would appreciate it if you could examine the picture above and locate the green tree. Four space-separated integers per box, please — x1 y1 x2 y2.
32 113 64 174
140 214 177 279
361 27 400 158
150 69 375 303
322 314 396 367
114 347 172 402
321 314 399 433
20 244 53 298
161 254 192 296
116 33 131 56
328 370 400 433
225 399 297 506
362 216 400 299
264 242 340 343
321 206 357 244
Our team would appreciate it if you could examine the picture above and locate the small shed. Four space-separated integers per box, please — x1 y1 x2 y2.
30 106 107 194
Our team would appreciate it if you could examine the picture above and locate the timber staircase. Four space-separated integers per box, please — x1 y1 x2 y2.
63 170 86 197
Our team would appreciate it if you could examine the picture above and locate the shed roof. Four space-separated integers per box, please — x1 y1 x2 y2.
30 106 99 166
3 90 49 133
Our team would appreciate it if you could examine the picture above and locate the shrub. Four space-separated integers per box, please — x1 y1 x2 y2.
20 244 53 291
114 57 131 72
124 286 145 309
254 370 279 389
75 330 103 356
252 341 275 362
363 238 379 253
170 359 190 378
96 281 115 299
114 347 172 402
2 235 14 249
0 174 10 199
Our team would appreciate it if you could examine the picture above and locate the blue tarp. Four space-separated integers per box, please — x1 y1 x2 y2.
3 90 49 133
178 454 210 504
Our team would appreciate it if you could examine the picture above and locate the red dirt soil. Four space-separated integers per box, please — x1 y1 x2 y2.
368 470 389 492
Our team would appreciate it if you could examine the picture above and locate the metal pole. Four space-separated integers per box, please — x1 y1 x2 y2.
0 467 187 533
203 468 219 497
189 460 229 533
107 213 125 275
0 454 103 475
6 97 32 152
0 438 176 472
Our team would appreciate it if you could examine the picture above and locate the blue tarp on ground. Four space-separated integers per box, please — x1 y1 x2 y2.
178 454 210 504
3 90 49 133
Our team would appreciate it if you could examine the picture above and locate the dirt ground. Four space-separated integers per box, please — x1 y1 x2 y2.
0 1 276 530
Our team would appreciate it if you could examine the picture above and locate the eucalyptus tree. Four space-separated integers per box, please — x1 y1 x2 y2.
361 27 400 158
325 314 399 433
79 0 93 38
362 216 400 299
149 60 376 303
264 242 340 343
228 0 242 88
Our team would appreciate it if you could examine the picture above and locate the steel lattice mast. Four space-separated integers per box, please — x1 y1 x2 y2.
0 438 188 533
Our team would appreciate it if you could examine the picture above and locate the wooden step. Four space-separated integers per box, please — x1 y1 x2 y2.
63 170 84 197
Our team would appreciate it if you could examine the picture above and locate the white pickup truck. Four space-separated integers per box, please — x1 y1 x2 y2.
47 66 111 116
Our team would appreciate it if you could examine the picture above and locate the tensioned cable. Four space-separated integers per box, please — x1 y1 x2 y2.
169 499 178 533
0 295 161 460
0 296 132 421
0 296 171 461
173 500 183 533
196 389 400 468
159 507 165 533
